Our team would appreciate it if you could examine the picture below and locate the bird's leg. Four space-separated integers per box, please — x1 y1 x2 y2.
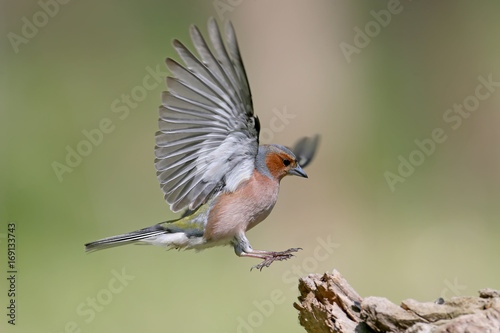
243 249 302 271
232 233 301 271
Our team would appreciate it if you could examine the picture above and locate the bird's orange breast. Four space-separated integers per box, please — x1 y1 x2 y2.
204 170 280 241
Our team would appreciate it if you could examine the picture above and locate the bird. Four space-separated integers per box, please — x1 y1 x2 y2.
84 17 319 271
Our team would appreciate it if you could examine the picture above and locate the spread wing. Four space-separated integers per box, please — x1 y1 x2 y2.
155 17 260 213
292 135 320 168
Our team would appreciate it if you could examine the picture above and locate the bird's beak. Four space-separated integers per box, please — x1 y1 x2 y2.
287 165 308 178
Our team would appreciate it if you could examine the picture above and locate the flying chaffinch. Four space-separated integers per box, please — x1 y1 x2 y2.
85 17 319 270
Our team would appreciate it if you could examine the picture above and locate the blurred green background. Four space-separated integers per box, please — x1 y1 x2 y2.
2 1 500 332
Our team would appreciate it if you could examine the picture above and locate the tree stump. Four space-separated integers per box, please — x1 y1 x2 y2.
294 270 500 333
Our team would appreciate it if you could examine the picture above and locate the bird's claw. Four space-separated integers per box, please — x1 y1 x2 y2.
250 248 302 271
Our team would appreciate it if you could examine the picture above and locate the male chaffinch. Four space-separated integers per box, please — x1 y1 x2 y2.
85 17 319 270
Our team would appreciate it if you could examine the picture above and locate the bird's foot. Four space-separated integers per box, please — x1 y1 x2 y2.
250 248 302 271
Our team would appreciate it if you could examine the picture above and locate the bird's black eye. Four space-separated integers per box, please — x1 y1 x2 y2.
283 159 291 166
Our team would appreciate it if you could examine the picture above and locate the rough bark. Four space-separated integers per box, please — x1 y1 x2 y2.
294 270 500 333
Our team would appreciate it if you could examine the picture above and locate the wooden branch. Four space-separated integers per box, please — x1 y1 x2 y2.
294 270 500 333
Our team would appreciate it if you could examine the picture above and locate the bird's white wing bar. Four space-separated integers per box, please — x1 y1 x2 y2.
156 18 259 213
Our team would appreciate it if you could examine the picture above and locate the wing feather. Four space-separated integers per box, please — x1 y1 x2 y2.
161 92 222 118
225 21 252 113
189 26 239 110
166 59 229 108
156 18 259 212
291 135 320 168
172 40 229 99
208 18 242 105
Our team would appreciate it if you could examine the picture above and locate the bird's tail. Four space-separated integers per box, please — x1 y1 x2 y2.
85 204 210 253
84 224 167 252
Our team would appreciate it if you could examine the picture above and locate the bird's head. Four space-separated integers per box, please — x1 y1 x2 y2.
259 144 308 181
